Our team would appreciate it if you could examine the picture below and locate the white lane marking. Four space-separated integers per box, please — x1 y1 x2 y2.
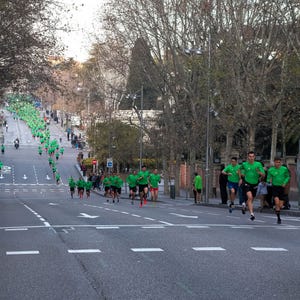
49 203 59 206
96 226 120 229
5 228 28 231
186 225 210 229
144 217 156 221
192 247 225 251
131 248 164 252
159 221 174 225
121 211 129 215
131 214 141 218
6 251 39 255
277 227 299 230
251 247 288 252
142 226 165 229
231 226 254 229
68 249 101 253
78 213 99 219
170 213 198 219
206 213 220 216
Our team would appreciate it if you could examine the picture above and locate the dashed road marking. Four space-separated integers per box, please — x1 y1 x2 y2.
192 247 225 251
131 248 164 252
68 249 101 253
6 251 39 255
251 247 288 251
5 228 28 231
96 226 120 229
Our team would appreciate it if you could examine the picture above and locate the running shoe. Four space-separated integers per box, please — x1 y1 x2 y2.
277 218 281 224
242 203 246 214
228 202 234 213
143 197 147 205
250 214 255 221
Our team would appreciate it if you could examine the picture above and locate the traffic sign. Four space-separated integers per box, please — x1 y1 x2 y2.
107 158 113 168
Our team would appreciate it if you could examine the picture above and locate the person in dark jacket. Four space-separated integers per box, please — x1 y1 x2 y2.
219 164 228 204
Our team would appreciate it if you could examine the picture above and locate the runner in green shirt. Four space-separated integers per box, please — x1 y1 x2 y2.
76 177 85 199
137 165 150 207
126 170 138 204
85 180 93 198
267 157 290 224
222 157 241 212
68 176 76 198
239 151 265 220
149 169 161 202
192 172 203 204
102 175 111 199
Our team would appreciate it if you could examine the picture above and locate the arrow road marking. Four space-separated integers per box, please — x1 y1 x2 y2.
78 213 99 219
170 213 198 219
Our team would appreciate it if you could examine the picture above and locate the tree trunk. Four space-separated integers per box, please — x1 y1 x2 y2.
270 115 278 163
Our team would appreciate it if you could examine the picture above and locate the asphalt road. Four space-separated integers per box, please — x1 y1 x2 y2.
0 111 300 300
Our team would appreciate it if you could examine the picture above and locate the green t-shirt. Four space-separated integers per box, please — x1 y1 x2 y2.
240 161 265 184
267 166 290 186
137 170 150 185
193 175 203 189
85 181 93 191
223 164 240 183
115 177 123 189
76 179 85 188
68 178 76 188
126 174 138 188
102 177 111 187
149 173 161 188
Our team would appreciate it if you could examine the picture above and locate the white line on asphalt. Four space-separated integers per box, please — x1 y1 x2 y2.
142 226 165 229
44 222 51 227
131 248 164 252
159 221 174 225
96 226 120 229
192 247 225 251
131 214 141 218
68 249 101 253
170 213 198 219
5 228 28 231
251 247 288 251
231 226 254 229
6 251 39 255
186 225 210 229
144 217 156 221
121 211 129 215
276 227 299 230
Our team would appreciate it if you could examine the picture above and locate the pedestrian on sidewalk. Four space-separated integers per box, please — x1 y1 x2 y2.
219 164 228 204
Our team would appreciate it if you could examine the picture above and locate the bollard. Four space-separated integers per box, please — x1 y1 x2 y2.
170 178 175 199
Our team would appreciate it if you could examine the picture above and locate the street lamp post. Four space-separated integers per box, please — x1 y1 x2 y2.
205 32 212 204
139 86 144 170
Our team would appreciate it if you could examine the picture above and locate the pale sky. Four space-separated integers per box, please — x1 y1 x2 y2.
58 0 106 62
